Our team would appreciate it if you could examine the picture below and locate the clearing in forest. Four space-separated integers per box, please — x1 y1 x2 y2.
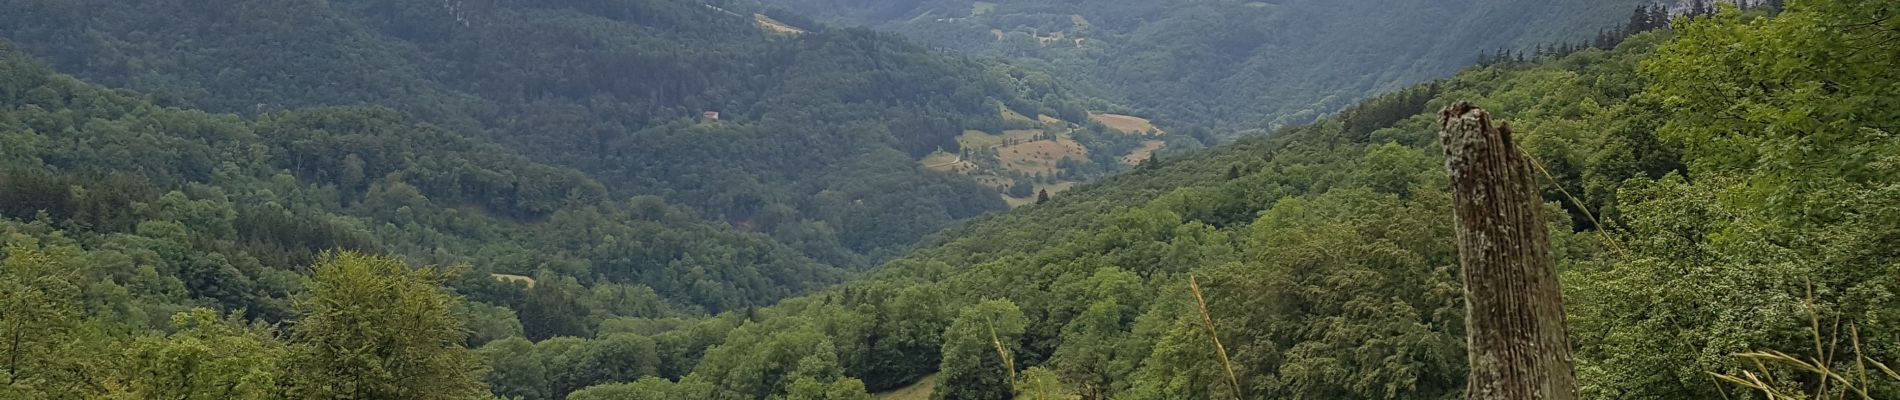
754 14 807 35
956 130 1002 149
953 129 1082 176
931 127 1089 206
970 174 1015 190
490 273 536 288
919 149 1010 190
1004 181 1077 208
1089 112 1161 135
1122 140 1167 165
1001 129 1048 142
996 137 1087 176
920 151 973 172
957 129 1048 150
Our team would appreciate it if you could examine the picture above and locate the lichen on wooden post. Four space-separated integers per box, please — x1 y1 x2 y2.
1437 101 1577 400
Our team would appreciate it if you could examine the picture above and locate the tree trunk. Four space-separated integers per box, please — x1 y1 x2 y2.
1437 102 1577 400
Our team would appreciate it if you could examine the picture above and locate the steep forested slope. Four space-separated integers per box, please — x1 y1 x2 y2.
0 39 853 337
0 0 1154 262
7 1 1897 400
760 0 1647 133
552 2 1895 399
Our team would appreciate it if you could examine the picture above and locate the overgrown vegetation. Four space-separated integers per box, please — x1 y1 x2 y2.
3 0 1894 399
578 2 1898 398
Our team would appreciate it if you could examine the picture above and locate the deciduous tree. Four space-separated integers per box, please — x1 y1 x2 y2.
282 251 486 400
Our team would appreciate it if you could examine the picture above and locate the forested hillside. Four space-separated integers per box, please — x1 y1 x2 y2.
0 34 865 340
0 0 1173 263
548 1 1892 399
759 0 1647 133
6 0 1898 400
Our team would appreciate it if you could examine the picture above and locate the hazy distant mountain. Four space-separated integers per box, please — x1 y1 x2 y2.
760 0 1646 132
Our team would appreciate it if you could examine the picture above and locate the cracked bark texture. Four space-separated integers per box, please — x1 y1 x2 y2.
1438 102 1577 400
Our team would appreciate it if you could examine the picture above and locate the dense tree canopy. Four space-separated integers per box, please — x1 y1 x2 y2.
535 3 1894 399
0 39 835 336
283 251 487 399
0 0 1160 264
5 1 1896 400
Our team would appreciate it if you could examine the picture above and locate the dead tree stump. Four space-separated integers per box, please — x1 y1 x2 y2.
1437 101 1577 400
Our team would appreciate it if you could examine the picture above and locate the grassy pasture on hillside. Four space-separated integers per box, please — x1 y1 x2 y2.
1121 140 1166 165
996 137 1086 176
920 151 967 171
489 273 537 288
1088 112 1160 134
754 14 808 34
956 129 1048 150
1003 181 1077 208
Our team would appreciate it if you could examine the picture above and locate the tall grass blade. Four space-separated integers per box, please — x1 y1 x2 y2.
1189 274 1242 400
986 315 1017 393
1518 144 1625 257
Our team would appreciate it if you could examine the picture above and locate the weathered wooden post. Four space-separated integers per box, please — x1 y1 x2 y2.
1437 101 1577 400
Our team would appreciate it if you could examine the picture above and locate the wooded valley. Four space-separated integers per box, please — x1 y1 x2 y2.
756 0 1647 133
2 0 1895 399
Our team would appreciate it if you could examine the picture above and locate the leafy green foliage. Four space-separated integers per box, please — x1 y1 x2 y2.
0 243 88 398
119 309 286 400
1566 2 1900 398
0 244 485 398
503 4 1895 399
481 337 551 400
282 251 486 399
7 2 1897 400
935 299 1028 400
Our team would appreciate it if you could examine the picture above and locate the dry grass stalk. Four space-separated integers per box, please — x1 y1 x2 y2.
1190 274 1243 399
1516 144 1625 257
986 315 1017 393
1709 280 1892 399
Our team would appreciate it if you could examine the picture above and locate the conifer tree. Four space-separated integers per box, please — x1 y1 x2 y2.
1627 6 1653 34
